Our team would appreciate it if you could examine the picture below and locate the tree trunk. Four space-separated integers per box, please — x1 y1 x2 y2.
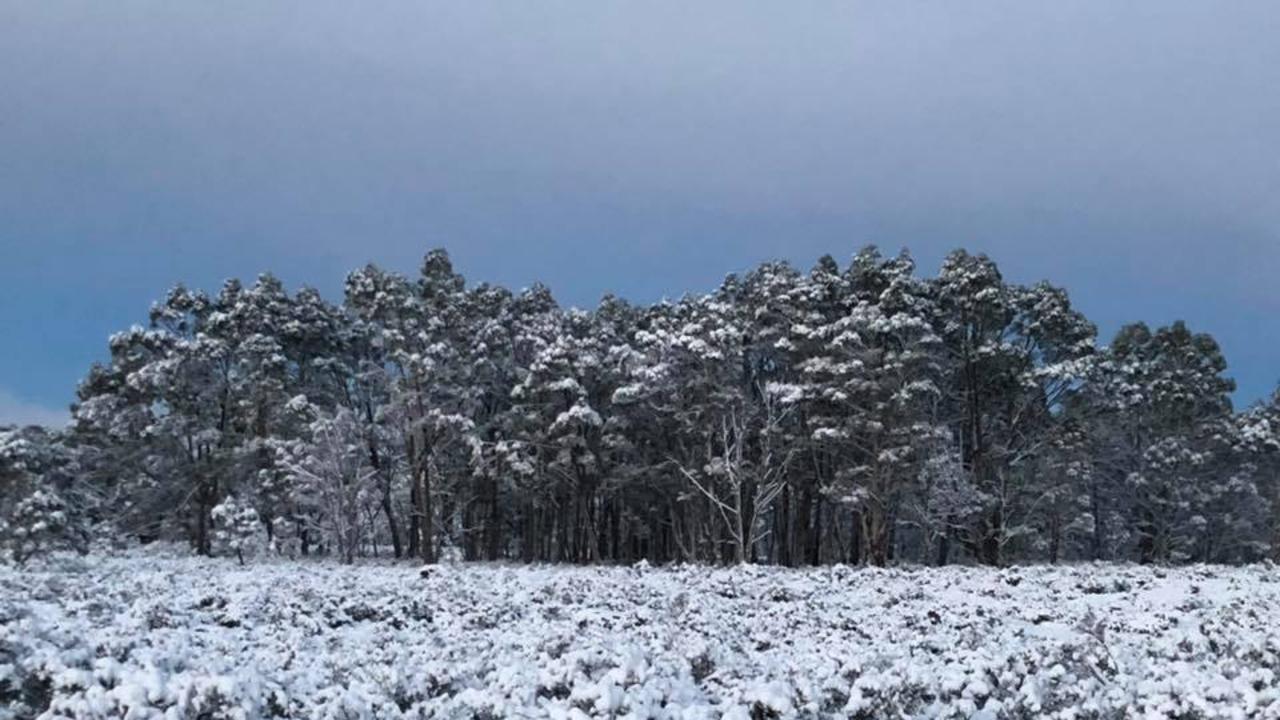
417 448 435 564
808 494 823 565
1048 511 1061 564
381 486 403 560
1090 477 1106 561
367 433 403 560
850 510 863 565
486 476 502 560
980 507 1003 566
408 483 421 558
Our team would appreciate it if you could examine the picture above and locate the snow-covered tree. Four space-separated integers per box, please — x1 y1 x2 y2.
1088 321 1237 562
278 406 379 564
0 427 85 564
211 494 261 565
53 244 1271 568
934 251 1095 565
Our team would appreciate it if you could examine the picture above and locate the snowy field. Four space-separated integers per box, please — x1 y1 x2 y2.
4 551 1280 719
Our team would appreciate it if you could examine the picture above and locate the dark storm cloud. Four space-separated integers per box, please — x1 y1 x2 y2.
2 1 1278 417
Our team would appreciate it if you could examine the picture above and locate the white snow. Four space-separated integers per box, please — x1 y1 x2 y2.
3 550 1279 718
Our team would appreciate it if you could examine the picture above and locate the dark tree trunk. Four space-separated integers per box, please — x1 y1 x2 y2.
808 494 823 565
486 476 502 561
777 484 792 566
1137 505 1158 565
381 488 402 560
850 510 862 565
1089 476 1106 561
408 481 421 559
1048 511 1061 564
980 508 1002 566
365 425 403 560
418 457 434 563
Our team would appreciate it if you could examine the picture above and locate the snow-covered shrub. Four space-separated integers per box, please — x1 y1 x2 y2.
3 556 1280 718
0 427 86 565
3 490 74 566
211 495 262 565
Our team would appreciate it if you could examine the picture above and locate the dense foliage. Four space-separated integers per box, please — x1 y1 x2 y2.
7 247 1280 566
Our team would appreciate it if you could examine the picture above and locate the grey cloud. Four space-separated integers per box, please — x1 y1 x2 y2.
1 1 1278 401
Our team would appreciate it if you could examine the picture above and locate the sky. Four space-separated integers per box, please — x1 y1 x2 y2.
2 1 1279 426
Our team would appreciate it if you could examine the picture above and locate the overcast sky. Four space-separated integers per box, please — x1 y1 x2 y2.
2 1 1279 425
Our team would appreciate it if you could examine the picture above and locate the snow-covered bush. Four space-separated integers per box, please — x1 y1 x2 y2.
0 428 85 565
211 495 262 565
2 555 1279 719
2 490 74 566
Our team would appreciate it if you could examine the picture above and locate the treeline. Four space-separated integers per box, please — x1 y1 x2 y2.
4 247 1279 566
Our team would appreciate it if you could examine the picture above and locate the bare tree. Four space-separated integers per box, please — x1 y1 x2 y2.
678 387 795 564
280 407 378 564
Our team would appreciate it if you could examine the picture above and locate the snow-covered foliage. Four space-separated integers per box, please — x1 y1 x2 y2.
46 246 1280 567
277 408 379 565
210 496 261 566
0 427 84 565
4 552 1280 719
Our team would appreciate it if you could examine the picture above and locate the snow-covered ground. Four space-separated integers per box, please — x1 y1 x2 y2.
3 550 1279 719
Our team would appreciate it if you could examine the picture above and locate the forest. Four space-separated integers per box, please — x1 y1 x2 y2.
3 246 1277 567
